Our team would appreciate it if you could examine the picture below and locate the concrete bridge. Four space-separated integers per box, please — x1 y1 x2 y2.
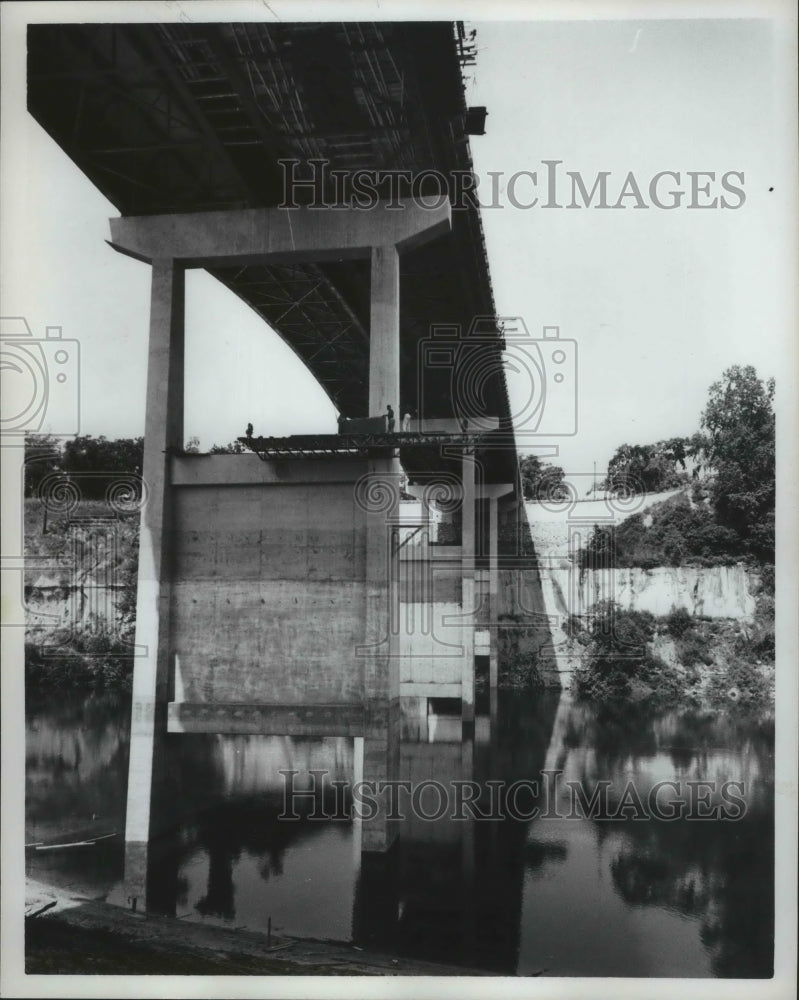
27 20 558 909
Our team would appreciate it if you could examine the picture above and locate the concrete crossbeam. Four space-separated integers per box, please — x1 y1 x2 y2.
170 453 367 486
167 701 366 736
109 201 451 267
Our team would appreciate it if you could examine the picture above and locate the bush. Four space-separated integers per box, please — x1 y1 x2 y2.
579 492 751 569
759 563 775 596
574 648 680 706
26 624 134 694
563 614 585 640
705 657 771 709
572 603 681 707
732 595 775 664
665 606 694 639
676 633 715 667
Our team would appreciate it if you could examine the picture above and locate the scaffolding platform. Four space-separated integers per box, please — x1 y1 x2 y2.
239 432 489 460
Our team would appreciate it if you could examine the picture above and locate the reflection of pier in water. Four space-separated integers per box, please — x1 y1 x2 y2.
139 692 561 972
360 691 563 972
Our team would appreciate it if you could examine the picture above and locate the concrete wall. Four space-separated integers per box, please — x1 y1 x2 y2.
495 499 561 688
169 455 370 706
399 601 467 695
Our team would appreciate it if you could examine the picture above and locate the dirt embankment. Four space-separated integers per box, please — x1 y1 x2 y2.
24 878 492 977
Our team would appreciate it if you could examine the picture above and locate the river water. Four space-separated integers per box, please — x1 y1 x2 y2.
25 690 774 977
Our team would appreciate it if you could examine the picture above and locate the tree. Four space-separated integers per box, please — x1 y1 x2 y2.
59 435 143 498
209 440 246 454
698 365 774 560
25 435 145 500
604 437 691 495
519 454 566 501
24 434 63 497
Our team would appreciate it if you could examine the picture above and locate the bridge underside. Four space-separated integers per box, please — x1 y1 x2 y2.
27 20 513 464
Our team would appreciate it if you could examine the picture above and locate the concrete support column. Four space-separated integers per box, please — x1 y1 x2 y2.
420 487 431 541
459 735 476 954
489 495 499 693
363 455 400 699
362 702 400 852
461 453 476 727
369 245 400 419
124 258 185 908
352 736 364 858
362 453 401 850
360 242 401 850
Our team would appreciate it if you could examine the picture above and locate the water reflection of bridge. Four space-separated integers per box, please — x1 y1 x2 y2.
141 691 561 973
140 694 773 975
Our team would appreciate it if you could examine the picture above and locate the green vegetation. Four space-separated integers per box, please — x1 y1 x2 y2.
496 614 548 689
603 436 694 494
518 455 567 501
184 436 246 454
571 595 775 712
24 495 139 695
571 603 682 706
25 434 143 498
579 366 774 570
25 629 134 694
580 492 744 569
699 365 775 563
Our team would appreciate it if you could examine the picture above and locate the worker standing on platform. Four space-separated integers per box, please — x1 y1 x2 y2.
246 422 253 439
402 411 412 432
386 405 395 433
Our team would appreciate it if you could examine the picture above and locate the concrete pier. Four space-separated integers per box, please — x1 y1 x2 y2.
28 19 560 920
123 259 184 906
369 245 400 418
116 202 453 903
461 452 477 727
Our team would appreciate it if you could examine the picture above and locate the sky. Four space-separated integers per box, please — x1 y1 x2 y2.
1 4 795 477
466 17 787 473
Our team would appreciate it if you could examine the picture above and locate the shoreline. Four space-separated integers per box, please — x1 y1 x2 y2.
24 877 496 977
